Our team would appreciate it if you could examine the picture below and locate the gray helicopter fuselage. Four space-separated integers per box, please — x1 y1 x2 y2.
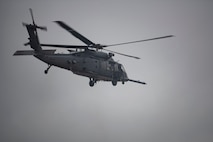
35 49 128 82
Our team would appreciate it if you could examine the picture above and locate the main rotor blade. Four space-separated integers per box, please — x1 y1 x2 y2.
29 8 35 25
103 49 140 59
105 35 174 47
55 21 95 46
41 44 88 49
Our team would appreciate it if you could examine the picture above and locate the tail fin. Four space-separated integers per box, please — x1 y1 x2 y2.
23 8 47 52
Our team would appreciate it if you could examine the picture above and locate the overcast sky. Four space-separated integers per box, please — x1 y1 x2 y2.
1 0 213 142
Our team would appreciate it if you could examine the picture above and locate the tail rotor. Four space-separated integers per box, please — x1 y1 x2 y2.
22 8 47 31
22 8 47 51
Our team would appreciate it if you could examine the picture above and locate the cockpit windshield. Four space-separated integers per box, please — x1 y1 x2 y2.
121 65 126 72
118 64 126 72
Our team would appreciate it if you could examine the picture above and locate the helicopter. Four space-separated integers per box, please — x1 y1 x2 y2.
14 9 173 87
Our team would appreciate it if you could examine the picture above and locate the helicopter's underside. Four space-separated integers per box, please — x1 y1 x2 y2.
72 70 127 87
73 70 111 81
72 69 126 82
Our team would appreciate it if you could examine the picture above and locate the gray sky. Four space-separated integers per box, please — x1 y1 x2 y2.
1 0 213 142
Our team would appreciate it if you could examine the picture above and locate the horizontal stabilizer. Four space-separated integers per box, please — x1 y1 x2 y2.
128 79 146 85
13 50 56 56
14 50 36 55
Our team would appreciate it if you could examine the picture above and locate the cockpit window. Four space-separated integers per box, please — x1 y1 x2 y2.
118 64 125 72
121 65 126 72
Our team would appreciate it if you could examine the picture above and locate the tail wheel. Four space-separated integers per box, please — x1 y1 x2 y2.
44 70 48 74
44 65 51 74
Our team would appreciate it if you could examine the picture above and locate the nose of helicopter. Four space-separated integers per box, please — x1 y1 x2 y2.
123 71 128 79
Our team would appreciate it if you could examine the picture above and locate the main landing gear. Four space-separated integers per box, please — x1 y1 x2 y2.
44 65 52 74
112 80 117 86
89 78 96 87
89 78 118 87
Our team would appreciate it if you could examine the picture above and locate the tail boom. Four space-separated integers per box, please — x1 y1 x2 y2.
13 50 56 56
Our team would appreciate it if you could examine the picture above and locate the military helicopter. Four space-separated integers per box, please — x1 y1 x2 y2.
14 9 173 87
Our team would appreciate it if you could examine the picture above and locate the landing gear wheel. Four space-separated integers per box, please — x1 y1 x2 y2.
44 65 51 74
89 78 96 87
112 80 117 86
44 70 48 74
89 80 95 87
